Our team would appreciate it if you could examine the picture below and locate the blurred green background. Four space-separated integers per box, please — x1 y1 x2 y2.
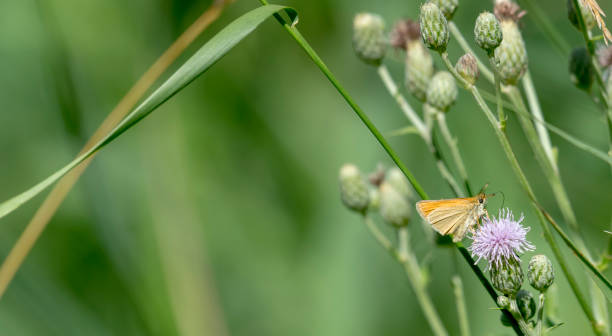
0 0 610 335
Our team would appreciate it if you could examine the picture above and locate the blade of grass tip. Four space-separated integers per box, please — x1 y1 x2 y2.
479 89 612 167
0 2 289 297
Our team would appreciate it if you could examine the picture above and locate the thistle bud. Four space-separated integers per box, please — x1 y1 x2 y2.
390 19 421 50
528 254 554 292
490 257 524 295
353 13 387 66
516 289 536 320
426 71 458 112
429 0 459 20
569 47 594 91
385 167 413 199
568 0 596 31
497 295 510 308
420 3 450 52
405 42 435 101
379 181 411 227
493 20 528 85
339 164 370 213
474 12 503 54
456 53 480 85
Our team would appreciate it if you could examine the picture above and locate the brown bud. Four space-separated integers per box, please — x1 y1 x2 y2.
494 0 526 23
390 19 421 50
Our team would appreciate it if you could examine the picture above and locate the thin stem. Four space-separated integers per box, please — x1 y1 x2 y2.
509 297 534 336
435 111 472 195
376 65 464 197
489 56 506 132
522 72 556 171
448 22 494 83
535 293 545 336
451 275 471 336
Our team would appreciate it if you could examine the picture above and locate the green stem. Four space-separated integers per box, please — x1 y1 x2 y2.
376 65 464 197
448 22 494 83
535 293 545 336
521 72 556 170
509 297 534 336
451 275 471 336
435 111 472 196
489 56 506 132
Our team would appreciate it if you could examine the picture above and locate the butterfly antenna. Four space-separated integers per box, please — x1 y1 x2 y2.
478 183 489 194
498 191 505 208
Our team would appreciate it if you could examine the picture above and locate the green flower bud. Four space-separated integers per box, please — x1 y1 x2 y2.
420 3 450 52
379 181 411 227
426 71 457 111
528 254 554 292
353 13 387 66
474 12 503 54
569 47 594 91
493 21 528 85
429 0 459 20
405 41 435 101
568 0 596 31
339 164 370 213
385 167 413 199
456 53 480 85
490 257 524 295
516 289 536 320
497 295 510 308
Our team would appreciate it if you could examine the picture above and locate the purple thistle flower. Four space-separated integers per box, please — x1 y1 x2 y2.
469 209 535 270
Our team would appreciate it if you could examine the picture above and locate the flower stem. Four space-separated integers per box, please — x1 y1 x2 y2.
488 56 506 132
509 297 534 336
451 275 471 336
535 293 545 336
363 216 448 336
435 111 472 196
376 65 464 197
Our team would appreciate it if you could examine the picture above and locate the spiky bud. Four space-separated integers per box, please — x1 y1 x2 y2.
456 53 480 85
339 164 370 213
568 0 596 31
385 167 413 199
379 182 411 227
405 42 435 101
528 254 554 292
497 295 510 308
490 257 524 295
426 71 457 111
429 0 459 20
353 13 387 66
569 47 594 91
516 289 536 320
474 12 503 54
493 21 528 85
420 3 450 52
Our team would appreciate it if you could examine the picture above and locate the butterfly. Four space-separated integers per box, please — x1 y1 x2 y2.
416 187 493 242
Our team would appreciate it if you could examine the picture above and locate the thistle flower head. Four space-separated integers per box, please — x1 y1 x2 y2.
474 12 503 54
470 209 535 270
420 2 450 52
405 42 434 101
390 19 421 50
494 0 526 23
426 71 457 111
379 181 411 227
456 53 480 85
428 0 459 20
353 13 387 65
339 164 370 213
528 254 554 292
494 20 528 85
597 45 612 68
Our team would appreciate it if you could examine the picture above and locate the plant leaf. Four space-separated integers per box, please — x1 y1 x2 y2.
0 5 298 220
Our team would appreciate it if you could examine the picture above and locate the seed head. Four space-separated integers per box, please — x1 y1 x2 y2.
470 209 535 270
390 19 421 50
420 3 450 52
493 21 528 85
353 13 387 66
379 182 411 227
569 47 594 91
426 71 457 112
474 12 503 54
516 290 536 320
405 42 435 101
339 164 370 213
429 0 459 20
456 53 480 85
528 254 554 292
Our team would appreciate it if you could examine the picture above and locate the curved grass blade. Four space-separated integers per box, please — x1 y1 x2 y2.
480 89 612 167
0 4 298 220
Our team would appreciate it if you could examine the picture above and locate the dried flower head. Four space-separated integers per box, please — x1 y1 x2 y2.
494 0 526 23
581 0 612 44
470 209 535 270
390 19 421 50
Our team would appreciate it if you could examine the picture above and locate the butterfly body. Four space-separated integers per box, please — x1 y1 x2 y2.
416 193 489 242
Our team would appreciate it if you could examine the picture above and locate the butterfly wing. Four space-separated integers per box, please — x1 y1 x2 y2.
416 198 477 241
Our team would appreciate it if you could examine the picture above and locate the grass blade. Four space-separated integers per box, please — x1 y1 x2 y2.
0 4 297 220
